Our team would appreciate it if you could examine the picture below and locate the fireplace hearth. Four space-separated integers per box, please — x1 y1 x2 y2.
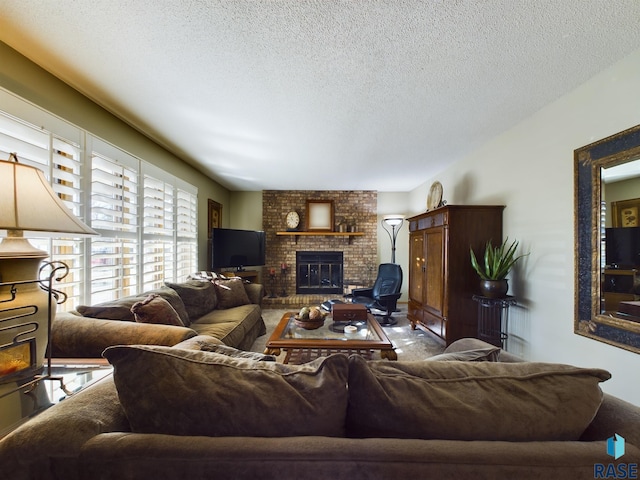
296 251 343 295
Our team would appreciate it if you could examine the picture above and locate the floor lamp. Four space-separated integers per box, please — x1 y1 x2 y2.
381 215 404 264
0 153 97 383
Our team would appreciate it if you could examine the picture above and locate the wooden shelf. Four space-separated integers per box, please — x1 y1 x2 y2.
276 231 364 244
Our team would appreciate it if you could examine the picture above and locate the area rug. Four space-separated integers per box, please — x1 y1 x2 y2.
250 306 445 362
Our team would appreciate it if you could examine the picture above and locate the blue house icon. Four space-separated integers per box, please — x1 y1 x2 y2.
607 434 625 460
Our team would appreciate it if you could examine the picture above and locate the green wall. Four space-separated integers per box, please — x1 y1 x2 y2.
0 41 230 269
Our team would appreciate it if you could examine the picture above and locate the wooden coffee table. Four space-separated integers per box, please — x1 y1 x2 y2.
264 311 397 364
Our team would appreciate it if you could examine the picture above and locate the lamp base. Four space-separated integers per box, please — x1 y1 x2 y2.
0 236 51 376
0 234 48 257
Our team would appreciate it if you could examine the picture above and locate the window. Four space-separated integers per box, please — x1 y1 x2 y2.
89 147 140 304
0 89 198 310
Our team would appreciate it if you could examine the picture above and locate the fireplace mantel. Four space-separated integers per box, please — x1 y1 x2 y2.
276 231 364 244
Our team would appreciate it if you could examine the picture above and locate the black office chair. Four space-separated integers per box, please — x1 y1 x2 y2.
351 263 403 326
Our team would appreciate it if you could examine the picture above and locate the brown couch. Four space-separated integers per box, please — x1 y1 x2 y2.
1 338 639 480
51 278 266 358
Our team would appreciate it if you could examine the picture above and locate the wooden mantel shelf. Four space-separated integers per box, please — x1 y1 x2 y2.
276 231 364 244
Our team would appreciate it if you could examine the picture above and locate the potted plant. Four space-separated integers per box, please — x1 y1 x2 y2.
470 238 528 298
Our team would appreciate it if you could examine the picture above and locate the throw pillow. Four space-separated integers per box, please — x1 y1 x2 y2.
212 277 251 309
165 279 217 320
425 346 501 362
103 345 349 437
76 286 189 325
346 355 610 442
152 286 190 326
77 298 140 321
130 294 184 326
194 340 276 361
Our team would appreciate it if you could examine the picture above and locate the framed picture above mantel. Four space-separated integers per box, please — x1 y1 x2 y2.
306 200 334 231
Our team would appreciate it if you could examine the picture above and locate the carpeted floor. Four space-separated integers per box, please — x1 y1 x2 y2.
250 306 446 362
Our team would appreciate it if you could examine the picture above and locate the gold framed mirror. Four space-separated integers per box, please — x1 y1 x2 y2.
574 124 640 353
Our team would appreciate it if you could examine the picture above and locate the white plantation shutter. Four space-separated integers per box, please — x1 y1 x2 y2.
176 187 198 281
0 88 198 309
89 148 140 303
143 174 173 236
0 108 88 309
142 170 175 290
48 137 85 307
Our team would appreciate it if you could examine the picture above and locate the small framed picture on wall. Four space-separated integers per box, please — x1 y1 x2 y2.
612 198 640 227
208 199 222 236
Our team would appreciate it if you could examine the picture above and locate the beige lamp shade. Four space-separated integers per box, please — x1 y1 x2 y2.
0 157 97 236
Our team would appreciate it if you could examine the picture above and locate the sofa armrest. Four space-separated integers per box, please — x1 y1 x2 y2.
244 283 264 306
0 378 128 480
581 393 640 446
52 312 197 358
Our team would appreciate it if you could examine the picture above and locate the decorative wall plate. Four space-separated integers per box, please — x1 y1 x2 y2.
427 181 443 211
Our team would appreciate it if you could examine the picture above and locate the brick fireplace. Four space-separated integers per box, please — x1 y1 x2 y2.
296 251 343 295
262 190 377 307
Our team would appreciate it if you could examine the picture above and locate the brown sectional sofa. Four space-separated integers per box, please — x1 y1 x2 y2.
1 337 639 480
51 278 266 358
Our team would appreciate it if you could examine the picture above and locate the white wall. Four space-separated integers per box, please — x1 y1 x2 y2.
408 47 640 405
377 192 411 301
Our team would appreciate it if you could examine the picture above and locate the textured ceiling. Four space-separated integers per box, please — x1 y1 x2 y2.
1 1 640 191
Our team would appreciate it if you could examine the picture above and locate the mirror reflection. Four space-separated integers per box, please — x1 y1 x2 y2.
601 159 640 316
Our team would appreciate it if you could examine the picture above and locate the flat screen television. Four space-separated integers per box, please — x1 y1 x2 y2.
605 226 640 268
210 228 266 271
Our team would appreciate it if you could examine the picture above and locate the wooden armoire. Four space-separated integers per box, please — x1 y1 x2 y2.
407 205 504 345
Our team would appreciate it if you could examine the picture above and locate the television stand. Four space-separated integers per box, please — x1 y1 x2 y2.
220 270 259 283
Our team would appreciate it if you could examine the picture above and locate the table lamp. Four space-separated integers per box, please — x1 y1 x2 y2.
0 153 97 379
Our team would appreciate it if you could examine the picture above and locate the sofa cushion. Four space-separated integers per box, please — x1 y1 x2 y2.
346 356 610 441
190 304 262 348
103 345 349 437
212 277 251 309
165 279 217 321
425 346 500 362
193 339 276 361
171 334 225 350
76 287 189 325
131 294 184 326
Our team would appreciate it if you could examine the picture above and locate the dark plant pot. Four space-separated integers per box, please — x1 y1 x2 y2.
480 279 509 298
